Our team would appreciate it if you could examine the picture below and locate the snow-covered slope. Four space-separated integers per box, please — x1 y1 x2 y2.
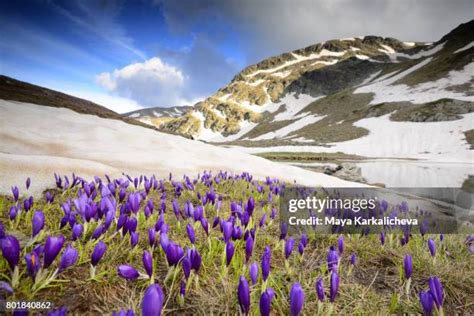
0 100 364 196
125 105 192 127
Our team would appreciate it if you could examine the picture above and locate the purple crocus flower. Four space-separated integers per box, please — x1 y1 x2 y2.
330 271 339 302
182 255 191 279
148 228 156 248
200 218 209 235
26 177 31 190
285 238 295 260
316 277 325 301
380 232 385 246
118 264 139 280
0 281 13 295
9 206 18 220
298 242 304 256
44 235 65 269
300 234 308 247
0 222 5 239
350 253 357 265
327 246 339 272
188 248 202 272
279 222 288 240
226 241 235 266
142 284 164 316
45 192 55 204
428 277 444 309
261 246 271 281
59 245 78 272
259 288 274 316
91 241 107 266
165 242 184 266
419 290 434 316
143 251 153 278
404 255 413 279
427 239 436 257
249 262 258 285
222 221 233 243
130 232 139 248
72 223 84 241
245 236 253 263
11 186 20 202
237 276 250 315
338 236 344 254
113 310 135 316
186 224 195 245
289 282 304 316
25 252 41 279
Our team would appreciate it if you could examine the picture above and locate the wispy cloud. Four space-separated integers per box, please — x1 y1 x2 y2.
49 0 146 61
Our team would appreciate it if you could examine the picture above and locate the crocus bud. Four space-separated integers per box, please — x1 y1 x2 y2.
182 256 191 279
427 239 436 257
428 276 444 309
245 236 253 263
237 276 250 315
44 235 65 269
222 221 233 243
279 222 288 240
404 255 413 279
148 228 156 248
143 251 153 278
380 232 385 245
327 246 339 272
226 241 235 266
130 232 139 248
91 241 107 266
259 288 274 316
32 210 45 237
261 246 271 281
300 234 308 247
285 238 295 260
11 186 19 201
72 223 84 241
186 224 195 245
350 253 357 266
419 290 434 316
118 264 139 280
249 262 258 285
329 271 339 302
338 236 344 254
316 277 325 301
142 284 164 316
289 282 304 316
26 177 31 190
59 245 78 272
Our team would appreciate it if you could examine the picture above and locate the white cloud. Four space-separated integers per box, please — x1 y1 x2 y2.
96 57 192 107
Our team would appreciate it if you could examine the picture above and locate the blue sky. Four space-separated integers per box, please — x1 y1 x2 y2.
1 0 472 113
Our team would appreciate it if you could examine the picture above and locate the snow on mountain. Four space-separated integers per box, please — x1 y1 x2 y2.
154 20 473 158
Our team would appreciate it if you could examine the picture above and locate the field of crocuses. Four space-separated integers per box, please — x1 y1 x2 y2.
0 172 473 315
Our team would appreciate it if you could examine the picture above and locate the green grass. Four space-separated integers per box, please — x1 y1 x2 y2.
0 177 473 315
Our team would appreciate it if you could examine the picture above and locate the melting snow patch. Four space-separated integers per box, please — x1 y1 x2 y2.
355 59 474 104
454 42 474 54
129 113 140 118
254 114 326 140
273 94 324 121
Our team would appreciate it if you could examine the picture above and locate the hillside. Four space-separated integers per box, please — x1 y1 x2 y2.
0 99 364 196
156 20 474 158
125 105 192 128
